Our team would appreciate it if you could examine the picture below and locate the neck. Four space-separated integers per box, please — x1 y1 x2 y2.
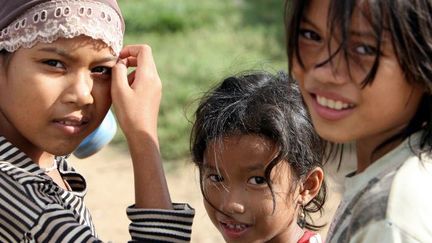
269 220 304 243
356 126 406 173
289 224 305 243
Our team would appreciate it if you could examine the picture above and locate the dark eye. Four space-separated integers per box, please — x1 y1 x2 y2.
43 60 64 68
354 44 378 56
91 66 111 75
208 174 224 183
299 29 321 41
248 176 267 185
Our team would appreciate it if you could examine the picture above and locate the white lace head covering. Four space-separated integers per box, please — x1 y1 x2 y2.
0 0 124 55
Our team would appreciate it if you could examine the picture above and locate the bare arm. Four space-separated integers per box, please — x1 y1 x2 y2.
110 44 172 209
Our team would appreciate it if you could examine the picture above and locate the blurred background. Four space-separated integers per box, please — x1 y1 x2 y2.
71 0 349 242
113 0 287 162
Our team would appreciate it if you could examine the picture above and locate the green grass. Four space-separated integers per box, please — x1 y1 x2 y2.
112 0 287 161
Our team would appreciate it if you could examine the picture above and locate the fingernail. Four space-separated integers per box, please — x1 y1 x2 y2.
117 58 127 66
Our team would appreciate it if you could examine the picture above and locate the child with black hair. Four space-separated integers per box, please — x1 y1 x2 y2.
190 71 326 243
0 0 193 242
285 0 432 242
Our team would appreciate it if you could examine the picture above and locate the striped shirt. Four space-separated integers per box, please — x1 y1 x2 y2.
0 136 194 242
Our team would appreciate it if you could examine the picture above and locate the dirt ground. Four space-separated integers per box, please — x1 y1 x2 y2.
70 145 355 243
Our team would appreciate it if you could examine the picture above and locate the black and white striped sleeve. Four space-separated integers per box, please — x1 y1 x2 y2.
127 203 195 243
0 164 195 242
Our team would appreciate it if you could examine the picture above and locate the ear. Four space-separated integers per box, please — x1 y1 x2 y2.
298 167 324 205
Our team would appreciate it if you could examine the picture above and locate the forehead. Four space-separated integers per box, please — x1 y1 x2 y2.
203 134 277 170
303 0 330 18
206 134 275 156
203 135 294 182
13 36 117 63
39 36 114 54
304 0 382 28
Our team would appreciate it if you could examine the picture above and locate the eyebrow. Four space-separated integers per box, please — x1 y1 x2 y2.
37 47 117 63
245 163 266 172
302 16 390 44
350 29 391 42
202 162 266 172
302 15 375 37
300 16 320 30
349 30 378 39
202 164 215 170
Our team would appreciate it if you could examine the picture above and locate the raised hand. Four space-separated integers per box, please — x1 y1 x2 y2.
111 44 162 142
110 45 171 209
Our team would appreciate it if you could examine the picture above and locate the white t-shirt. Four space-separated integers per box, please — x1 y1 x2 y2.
327 132 432 243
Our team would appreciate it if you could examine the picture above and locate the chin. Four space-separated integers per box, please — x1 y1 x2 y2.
46 141 81 156
48 147 76 156
315 127 354 144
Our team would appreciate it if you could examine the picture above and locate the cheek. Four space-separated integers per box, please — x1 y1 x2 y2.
365 66 421 109
262 181 296 218
13 81 57 112
92 83 112 107
249 191 279 217
363 85 422 127
203 198 219 225
258 196 296 231
292 59 305 83
93 78 111 94
203 199 215 213
202 182 223 206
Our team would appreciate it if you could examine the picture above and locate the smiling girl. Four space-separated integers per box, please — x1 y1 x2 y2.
286 0 432 242
191 71 325 243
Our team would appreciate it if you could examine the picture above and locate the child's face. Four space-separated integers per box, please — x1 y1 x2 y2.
202 134 301 243
292 0 425 145
0 36 116 157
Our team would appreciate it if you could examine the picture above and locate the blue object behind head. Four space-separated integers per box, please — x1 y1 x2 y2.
73 110 117 159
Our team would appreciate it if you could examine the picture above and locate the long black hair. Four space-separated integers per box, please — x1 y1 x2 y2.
190 71 326 230
285 0 432 156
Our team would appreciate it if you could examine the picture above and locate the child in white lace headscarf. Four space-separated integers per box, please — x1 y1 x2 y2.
0 0 194 242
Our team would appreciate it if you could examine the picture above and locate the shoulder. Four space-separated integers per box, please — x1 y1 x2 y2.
0 160 66 209
328 143 432 243
0 160 40 193
348 220 425 243
348 154 432 242
386 153 432 241
0 162 45 241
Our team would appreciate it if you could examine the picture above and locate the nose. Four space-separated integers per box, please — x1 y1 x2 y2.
221 189 246 215
62 71 94 106
312 44 351 85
